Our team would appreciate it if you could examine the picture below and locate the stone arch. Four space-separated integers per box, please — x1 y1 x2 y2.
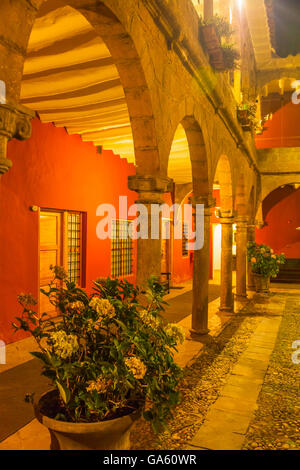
212 154 233 215
19 0 161 174
257 72 299 93
257 180 300 226
261 176 300 202
180 116 209 199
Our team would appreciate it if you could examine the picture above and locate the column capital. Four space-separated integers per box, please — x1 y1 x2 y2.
128 174 173 193
189 195 216 208
219 215 235 225
189 196 215 218
235 216 248 226
0 103 35 175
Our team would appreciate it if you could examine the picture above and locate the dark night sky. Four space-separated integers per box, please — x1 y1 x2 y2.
272 0 300 57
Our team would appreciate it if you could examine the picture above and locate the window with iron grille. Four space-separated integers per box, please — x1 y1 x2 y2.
111 219 133 277
182 223 189 257
68 212 82 285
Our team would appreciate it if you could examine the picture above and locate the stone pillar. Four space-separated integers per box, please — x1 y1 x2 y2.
204 0 214 21
220 215 234 311
128 174 172 287
236 217 248 298
190 196 215 336
0 104 35 176
0 1 39 106
247 224 256 291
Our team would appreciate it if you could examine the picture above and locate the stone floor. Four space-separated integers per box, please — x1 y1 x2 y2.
1 277 299 451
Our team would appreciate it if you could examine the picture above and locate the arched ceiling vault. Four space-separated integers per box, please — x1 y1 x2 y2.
21 4 135 163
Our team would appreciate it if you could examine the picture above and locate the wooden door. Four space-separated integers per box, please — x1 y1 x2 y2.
39 211 62 317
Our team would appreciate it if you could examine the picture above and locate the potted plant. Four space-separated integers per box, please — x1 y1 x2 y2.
13 266 184 450
247 242 286 293
199 15 240 71
237 102 257 131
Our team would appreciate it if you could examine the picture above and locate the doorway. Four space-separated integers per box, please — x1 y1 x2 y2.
39 211 63 316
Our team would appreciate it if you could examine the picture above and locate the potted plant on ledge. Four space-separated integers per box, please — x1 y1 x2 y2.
13 266 184 450
199 15 240 71
247 241 286 293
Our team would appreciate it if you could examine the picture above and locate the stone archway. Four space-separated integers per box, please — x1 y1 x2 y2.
0 0 162 179
167 115 210 335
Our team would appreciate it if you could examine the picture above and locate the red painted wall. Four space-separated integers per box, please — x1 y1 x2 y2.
0 118 137 345
171 192 194 284
256 93 300 148
255 186 300 258
0 119 220 344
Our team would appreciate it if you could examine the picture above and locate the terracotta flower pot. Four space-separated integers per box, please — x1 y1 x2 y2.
34 390 140 450
253 273 270 293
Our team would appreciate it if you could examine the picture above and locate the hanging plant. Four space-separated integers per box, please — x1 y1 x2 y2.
199 15 240 71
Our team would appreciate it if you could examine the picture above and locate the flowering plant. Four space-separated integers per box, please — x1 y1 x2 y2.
247 241 286 277
13 266 184 432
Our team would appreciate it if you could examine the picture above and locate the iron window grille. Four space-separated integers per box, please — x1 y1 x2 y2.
67 212 82 285
182 223 189 257
111 219 133 277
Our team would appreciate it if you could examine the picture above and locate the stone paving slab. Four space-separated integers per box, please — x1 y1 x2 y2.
189 312 284 450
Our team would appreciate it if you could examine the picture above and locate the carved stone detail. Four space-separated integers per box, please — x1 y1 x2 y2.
128 174 173 193
0 104 35 175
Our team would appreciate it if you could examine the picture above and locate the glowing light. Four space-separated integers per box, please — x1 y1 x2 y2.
237 0 243 12
229 7 233 24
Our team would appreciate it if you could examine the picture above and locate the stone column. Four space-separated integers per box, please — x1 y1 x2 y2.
190 196 215 336
128 174 172 287
220 215 234 311
0 104 35 176
247 224 256 291
204 0 214 20
236 217 248 298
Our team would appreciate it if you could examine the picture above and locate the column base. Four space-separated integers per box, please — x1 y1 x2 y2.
190 327 210 337
235 294 248 301
219 306 234 313
247 286 256 292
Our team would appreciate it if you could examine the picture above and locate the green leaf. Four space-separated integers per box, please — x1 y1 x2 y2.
56 380 71 404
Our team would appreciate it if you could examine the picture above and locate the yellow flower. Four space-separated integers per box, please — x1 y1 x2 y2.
165 323 185 344
67 301 85 312
139 309 160 330
86 377 111 394
89 298 115 319
125 356 147 379
50 331 79 359
17 293 37 306
50 265 67 280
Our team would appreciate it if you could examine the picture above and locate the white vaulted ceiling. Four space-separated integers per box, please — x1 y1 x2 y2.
21 4 135 163
21 2 193 183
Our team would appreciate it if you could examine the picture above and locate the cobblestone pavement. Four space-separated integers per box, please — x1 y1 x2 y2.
242 294 300 450
131 290 299 450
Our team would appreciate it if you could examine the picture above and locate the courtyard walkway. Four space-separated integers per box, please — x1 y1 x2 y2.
0 281 299 451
